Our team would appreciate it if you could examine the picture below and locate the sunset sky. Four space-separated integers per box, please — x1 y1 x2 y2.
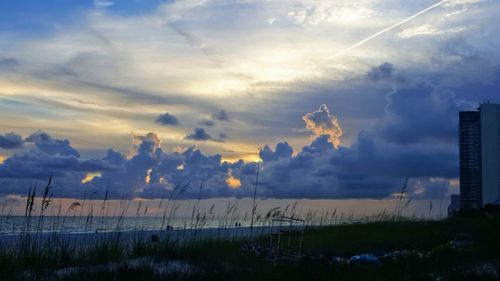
0 0 499 200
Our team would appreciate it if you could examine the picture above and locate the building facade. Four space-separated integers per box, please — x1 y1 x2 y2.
459 103 500 209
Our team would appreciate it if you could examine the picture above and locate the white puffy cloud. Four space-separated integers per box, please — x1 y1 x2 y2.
398 24 468 38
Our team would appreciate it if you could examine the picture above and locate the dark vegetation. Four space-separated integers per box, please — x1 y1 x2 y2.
1 215 500 281
1 179 499 280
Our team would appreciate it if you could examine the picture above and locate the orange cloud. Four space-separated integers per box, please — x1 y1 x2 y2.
226 170 241 189
145 168 152 184
303 104 343 148
81 172 102 184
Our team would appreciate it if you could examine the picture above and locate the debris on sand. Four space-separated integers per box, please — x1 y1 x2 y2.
51 257 195 278
449 233 474 249
349 254 382 267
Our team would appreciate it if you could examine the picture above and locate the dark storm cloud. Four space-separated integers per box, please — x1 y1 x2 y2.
184 128 213 141
155 112 180 126
379 82 467 145
0 124 460 200
252 128 457 199
332 133 458 180
366 62 394 82
301 135 334 155
0 131 120 181
26 131 80 157
0 132 24 149
184 128 228 142
87 133 241 199
196 110 229 128
0 153 120 179
261 141 293 162
2 54 500 199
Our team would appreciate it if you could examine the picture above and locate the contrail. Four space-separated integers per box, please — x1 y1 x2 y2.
297 0 449 78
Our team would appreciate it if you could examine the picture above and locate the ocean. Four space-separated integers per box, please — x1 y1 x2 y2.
0 198 449 234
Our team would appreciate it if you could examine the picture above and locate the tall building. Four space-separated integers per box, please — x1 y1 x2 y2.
459 110 482 209
459 103 500 209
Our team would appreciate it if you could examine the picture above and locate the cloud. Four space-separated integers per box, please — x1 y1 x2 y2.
0 133 24 149
196 110 229 128
379 82 466 145
286 2 374 26
5 53 492 200
0 110 460 200
218 132 229 141
155 113 180 126
366 62 394 81
226 170 241 189
184 128 213 141
332 133 458 180
212 109 230 121
261 141 294 162
398 24 468 38
94 0 114 8
26 131 80 157
169 23 219 59
0 58 20 71
184 128 228 142
198 118 215 127
0 131 120 181
444 0 484 7
0 0 499 201
132 132 161 155
302 104 343 147
88 133 241 199
301 134 334 155
0 0 498 157
398 24 440 38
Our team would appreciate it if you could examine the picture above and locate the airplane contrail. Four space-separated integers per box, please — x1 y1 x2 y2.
297 0 449 78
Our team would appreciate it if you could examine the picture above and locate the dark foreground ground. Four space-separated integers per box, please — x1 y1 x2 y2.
1 215 500 281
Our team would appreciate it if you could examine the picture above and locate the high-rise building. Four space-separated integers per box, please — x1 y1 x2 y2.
459 103 500 209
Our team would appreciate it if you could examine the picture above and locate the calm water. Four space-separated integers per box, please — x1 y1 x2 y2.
0 216 232 234
0 198 449 234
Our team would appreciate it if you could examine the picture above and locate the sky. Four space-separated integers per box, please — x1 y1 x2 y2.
0 0 499 201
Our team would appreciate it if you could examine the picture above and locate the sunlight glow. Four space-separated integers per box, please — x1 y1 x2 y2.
221 153 260 164
81 172 102 184
226 170 241 189
0 154 6 164
145 168 152 184
449 179 460 188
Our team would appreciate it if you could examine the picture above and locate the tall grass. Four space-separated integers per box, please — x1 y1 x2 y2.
0 176 434 272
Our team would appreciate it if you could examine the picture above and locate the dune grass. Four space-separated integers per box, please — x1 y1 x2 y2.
1 179 498 280
0 214 499 281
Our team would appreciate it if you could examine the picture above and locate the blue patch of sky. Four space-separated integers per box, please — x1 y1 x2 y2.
103 0 170 16
0 0 91 34
0 0 169 34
